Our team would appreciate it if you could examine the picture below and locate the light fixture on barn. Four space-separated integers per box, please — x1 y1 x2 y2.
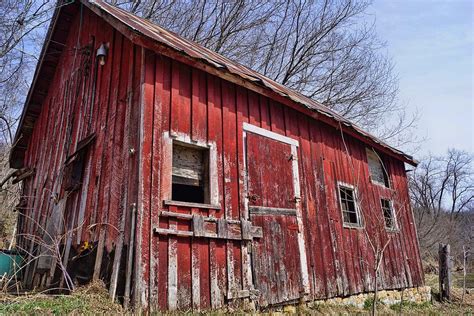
96 43 108 66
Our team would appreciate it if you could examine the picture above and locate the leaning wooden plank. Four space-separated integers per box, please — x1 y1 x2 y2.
123 203 137 309
109 197 127 300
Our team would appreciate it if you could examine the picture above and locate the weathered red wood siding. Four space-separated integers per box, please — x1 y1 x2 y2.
17 4 423 311
17 6 141 290
135 51 424 310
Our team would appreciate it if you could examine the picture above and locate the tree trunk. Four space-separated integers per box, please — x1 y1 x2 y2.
372 268 379 316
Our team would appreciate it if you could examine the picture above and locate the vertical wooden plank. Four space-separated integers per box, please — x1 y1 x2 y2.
108 35 132 300
248 91 260 127
207 73 226 308
92 27 118 281
155 54 172 310
169 61 193 310
285 111 310 296
171 61 192 135
221 81 241 301
269 101 285 135
129 44 143 307
191 208 201 310
148 53 161 311
168 205 178 311
191 69 208 143
259 96 271 130
191 68 211 309
135 48 155 308
297 113 325 298
236 85 251 296
89 18 115 237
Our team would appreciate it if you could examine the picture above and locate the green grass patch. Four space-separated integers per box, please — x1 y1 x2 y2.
389 300 432 312
0 295 91 315
363 297 386 310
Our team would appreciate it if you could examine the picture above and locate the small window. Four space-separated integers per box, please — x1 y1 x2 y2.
172 142 209 204
366 149 390 187
338 184 362 227
381 199 396 230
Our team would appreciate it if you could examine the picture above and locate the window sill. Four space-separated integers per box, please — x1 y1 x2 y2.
385 227 400 233
163 200 221 210
343 223 364 230
370 179 391 189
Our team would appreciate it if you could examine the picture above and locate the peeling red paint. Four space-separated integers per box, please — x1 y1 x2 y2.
14 1 424 312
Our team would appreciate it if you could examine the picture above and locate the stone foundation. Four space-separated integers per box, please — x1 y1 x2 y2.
310 286 431 309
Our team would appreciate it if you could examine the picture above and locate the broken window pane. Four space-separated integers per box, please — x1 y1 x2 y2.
339 186 361 226
381 198 396 229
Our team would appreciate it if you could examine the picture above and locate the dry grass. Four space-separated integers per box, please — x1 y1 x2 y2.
0 274 473 315
0 280 123 315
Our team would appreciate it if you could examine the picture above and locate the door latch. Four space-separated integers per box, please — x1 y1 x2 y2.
289 196 301 203
247 194 259 202
288 154 297 161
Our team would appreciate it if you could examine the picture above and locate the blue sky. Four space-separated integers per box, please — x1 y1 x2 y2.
371 0 473 156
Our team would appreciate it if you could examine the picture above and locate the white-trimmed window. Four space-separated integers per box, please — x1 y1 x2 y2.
338 183 362 227
163 132 219 208
381 198 397 230
366 148 390 187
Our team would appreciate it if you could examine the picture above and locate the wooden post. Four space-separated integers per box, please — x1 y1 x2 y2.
461 245 467 304
438 243 451 301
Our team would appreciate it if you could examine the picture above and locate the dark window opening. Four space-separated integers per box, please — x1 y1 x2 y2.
367 149 390 187
172 183 204 203
339 185 361 226
171 142 209 204
63 134 95 192
381 198 396 229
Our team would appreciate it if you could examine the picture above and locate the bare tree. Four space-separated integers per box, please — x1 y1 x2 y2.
0 1 55 144
111 0 418 147
0 0 57 248
410 149 474 260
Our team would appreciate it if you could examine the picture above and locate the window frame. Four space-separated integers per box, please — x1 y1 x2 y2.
380 198 398 231
337 182 363 229
164 131 220 209
366 148 390 188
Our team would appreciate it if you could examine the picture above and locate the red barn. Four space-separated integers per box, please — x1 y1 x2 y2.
10 0 424 311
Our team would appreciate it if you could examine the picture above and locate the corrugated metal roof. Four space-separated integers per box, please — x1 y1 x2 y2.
87 1 416 165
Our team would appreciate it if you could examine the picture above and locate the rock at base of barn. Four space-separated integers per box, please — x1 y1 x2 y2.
310 286 432 309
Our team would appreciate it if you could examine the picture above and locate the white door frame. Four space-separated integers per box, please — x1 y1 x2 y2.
242 122 310 298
